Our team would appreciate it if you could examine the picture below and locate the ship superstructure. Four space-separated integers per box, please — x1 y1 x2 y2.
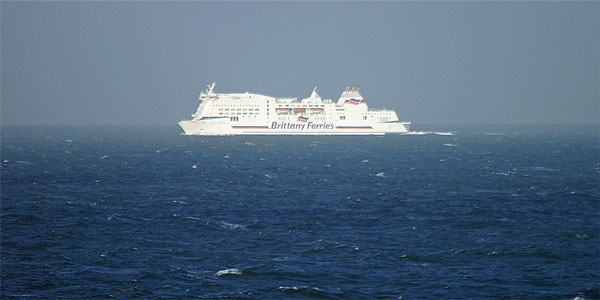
178 83 410 135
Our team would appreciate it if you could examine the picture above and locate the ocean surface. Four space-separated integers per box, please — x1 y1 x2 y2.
1 125 599 299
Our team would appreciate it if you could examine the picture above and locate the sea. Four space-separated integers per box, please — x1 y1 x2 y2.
1 125 598 299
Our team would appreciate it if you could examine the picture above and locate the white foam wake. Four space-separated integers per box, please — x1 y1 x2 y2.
403 131 455 136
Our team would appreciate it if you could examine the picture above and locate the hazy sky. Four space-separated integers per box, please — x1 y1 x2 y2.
2 1 598 126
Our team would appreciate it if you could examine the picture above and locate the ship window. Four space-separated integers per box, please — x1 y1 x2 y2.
340 116 346 120
230 117 238 122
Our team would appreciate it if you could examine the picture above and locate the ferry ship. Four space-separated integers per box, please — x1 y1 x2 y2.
178 83 410 135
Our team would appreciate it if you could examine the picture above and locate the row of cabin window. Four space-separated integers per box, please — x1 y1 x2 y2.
218 108 259 111
275 111 323 115
277 105 325 107
229 116 260 121
215 104 258 107
218 112 257 115
276 116 327 120
339 116 387 121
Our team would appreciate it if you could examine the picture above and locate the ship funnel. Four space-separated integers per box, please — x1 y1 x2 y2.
337 85 363 105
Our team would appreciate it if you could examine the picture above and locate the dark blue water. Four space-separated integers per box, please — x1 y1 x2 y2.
2 125 599 299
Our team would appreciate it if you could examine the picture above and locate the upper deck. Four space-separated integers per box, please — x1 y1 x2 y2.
192 83 400 123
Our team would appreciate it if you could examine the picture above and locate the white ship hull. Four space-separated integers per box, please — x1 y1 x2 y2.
179 120 410 136
179 83 410 136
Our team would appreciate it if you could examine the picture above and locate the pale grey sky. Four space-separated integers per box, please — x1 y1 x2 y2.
1 1 598 125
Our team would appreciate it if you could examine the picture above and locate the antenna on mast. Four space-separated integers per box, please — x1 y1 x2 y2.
206 82 216 94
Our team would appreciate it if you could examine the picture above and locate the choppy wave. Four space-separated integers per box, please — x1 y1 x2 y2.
1 125 597 299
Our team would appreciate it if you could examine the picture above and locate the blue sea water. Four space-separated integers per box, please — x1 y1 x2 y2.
1 125 599 299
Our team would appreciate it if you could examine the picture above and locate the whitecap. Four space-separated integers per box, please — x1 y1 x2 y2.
192 164 198 169
375 172 385 178
224 155 230 159
100 155 110 159
220 222 246 230
492 172 511 176
443 144 457 147
362 159 369 163
264 174 273 179
215 268 242 276
244 142 256 146
530 166 559 172
65 139 73 143
278 286 321 292
15 160 32 165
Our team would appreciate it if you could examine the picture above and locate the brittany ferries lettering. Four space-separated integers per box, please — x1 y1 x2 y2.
179 83 410 135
